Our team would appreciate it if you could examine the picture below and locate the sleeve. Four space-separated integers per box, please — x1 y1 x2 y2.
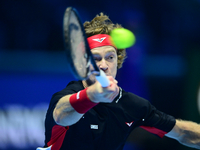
139 101 176 138
49 81 83 111
123 92 176 138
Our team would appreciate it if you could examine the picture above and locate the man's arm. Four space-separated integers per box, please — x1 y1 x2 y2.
165 119 200 149
53 76 119 127
53 94 84 126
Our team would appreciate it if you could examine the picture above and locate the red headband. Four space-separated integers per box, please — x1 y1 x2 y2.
87 34 117 50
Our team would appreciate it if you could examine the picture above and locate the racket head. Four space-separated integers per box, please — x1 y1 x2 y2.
63 7 99 80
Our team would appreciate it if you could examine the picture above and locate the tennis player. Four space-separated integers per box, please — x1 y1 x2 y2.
43 13 200 150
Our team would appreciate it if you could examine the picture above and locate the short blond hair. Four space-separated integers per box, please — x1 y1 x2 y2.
83 13 127 69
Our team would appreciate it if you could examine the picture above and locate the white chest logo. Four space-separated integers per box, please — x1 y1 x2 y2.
92 37 106 43
90 124 98 129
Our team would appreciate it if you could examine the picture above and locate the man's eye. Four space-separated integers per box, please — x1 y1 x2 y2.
109 56 113 59
107 56 114 60
94 57 99 61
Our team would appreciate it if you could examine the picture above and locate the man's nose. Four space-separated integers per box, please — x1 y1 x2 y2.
99 59 108 71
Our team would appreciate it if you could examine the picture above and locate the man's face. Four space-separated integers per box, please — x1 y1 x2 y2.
91 46 118 78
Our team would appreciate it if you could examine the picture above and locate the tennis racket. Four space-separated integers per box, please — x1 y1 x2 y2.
63 7 109 87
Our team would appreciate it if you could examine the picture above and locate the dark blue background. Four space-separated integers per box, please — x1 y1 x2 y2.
1 0 200 149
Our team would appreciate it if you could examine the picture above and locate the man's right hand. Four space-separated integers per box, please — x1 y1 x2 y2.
86 76 119 103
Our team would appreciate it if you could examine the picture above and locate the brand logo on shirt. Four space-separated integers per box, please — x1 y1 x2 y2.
125 121 134 127
90 124 98 129
92 37 106 43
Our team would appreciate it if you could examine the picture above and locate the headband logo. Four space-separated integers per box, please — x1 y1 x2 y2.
92 37 106 43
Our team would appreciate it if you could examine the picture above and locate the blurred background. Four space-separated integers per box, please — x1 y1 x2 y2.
1 0 200 150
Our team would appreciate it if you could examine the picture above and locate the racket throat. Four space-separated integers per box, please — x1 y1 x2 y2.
91 70 100 76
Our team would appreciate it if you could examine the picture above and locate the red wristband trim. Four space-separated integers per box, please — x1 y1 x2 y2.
69 88 98 114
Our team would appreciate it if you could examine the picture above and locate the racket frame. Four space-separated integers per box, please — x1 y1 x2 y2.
63 7 109 87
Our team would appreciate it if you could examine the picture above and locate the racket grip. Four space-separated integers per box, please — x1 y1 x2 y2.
95 70 110 87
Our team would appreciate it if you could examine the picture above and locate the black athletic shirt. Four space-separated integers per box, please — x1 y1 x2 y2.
44 80 176 150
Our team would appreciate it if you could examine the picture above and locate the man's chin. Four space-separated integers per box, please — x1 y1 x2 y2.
105 73 110 76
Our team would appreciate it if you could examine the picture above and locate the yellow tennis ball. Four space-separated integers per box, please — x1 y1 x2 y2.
110 28 136 49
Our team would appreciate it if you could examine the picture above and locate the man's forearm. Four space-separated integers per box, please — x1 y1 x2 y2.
53 94 83 126
166 119 200 149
